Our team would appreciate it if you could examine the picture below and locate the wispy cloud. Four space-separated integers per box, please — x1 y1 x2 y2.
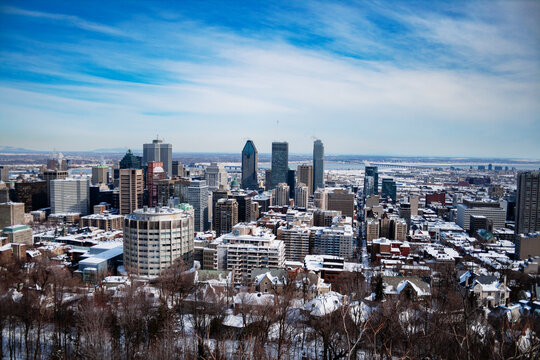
0 1 538 157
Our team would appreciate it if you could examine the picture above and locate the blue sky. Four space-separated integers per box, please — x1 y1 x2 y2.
0 0 539 158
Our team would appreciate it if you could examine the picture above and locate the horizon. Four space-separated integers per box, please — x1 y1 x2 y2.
1 1 539 157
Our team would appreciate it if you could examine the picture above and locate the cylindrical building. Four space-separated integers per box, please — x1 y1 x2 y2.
123 206 194 276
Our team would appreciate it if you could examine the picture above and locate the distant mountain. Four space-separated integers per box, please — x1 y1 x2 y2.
0 146 46 154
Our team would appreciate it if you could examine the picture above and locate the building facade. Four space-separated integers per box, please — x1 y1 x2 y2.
241 140 259 190
313 139 324 191
297 164 313 196
205 163 228 190
188 180 209 232
516 171 540 234
119 169 144 215
143 138 172 176
51 178 90 215
123 207 194 276
295 183 309 208
271 142 288 188
214 198 238 237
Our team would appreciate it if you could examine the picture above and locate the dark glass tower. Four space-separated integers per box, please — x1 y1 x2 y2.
364 166 379 195
119 149 142 169
241 140 258 190
287 169 296 199
271 142 288 189
381 178 397 202
313 139 324 191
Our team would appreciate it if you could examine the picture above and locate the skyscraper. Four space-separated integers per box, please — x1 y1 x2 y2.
92 165 108 185
273 183 290 206
241 140 258 190
287 169 296 199
205 163 228 190
297 164 313 196
295 183 309 208
381 178 397 202
50 177 90 215
188 180 209 232
119 149 142 169
516 171 540 234
143 138 172 177
313 139 324 191
215 198 238 237
271 142 288 189
119 169 144 215
364 166 379 195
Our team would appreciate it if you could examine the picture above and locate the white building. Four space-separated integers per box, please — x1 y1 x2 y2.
312 224 354 259
205 162 229 190
295 183 309 208
273 183 290 206
51 177 90 215
188 180 209 232
456 201 506 231
123 206 194 277
216 223 285 284
278 225 311 261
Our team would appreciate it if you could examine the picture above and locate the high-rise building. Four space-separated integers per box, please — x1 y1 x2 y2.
295 183 309 208
205 163 228 190
0 166 9 182
50 177 90 215
381 178 397 202
147 162 166 207
366 219 380 242
119 149 142 169
13 181 48 212
188 180 209 232
92 165 109 185
273 183 290 206
364 166 379 195
287 169 296 199
241 140 258 190
265 169 272 191
143 138 172 177
394 218 408 241
456 199 506 232
230 192 253 223
410 195 419 216
42 169 68 206
314 189 328 210
216 224 285 284
172 161 187 178
312 224 354 259
313 139 324 191
0 183 8 203
297 164 313 196
215 198 238 237
327 189 354 217
123 206 194 276
516 171 540 234
278 225 311 261
119 169 144 215
271 142 288 188
156 177 191 206
0 202 25 229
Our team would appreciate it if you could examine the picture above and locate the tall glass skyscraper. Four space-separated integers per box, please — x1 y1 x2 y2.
313 139 324 191
241 140 258 190
364 166 379 195
271 142 288 189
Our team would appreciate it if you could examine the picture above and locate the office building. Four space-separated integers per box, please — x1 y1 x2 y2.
0 183 8 203
13 181 48 212
312 224 354 259
119 149 141 169
214 198 238 237
313 139 324 192
295 183 309 208
287 169 296 199
394 218 408 241
92 165 109 185
205 163 228 190
216 224 285 284
143 138 172 176
366 219 380 242
0 166 9 182
265 169 272 191
271 142 288 188
51 178 90 215
516 232 540 260
278 225 311 261
364 166 379 195
273 183 290 206
123 206 195 276
172 161 187 178
314 189 328 210
188 180 209 232
297 164 313 196
119 169 144 215
241 140 258 190
516 171 540 234
456 199 506 232
156 177 191 206
147 162 166 207
364 176 375 197
410 195 419 216
327 189 354 217
2 225 32 245
0 202 25 229
381 178 397 202
230 192 253 223
42 169 68 206
80 213 124 230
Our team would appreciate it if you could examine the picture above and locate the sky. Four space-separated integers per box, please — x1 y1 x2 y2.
0 0 539 158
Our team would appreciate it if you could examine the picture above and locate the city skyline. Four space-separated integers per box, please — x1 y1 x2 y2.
1 1 539 158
